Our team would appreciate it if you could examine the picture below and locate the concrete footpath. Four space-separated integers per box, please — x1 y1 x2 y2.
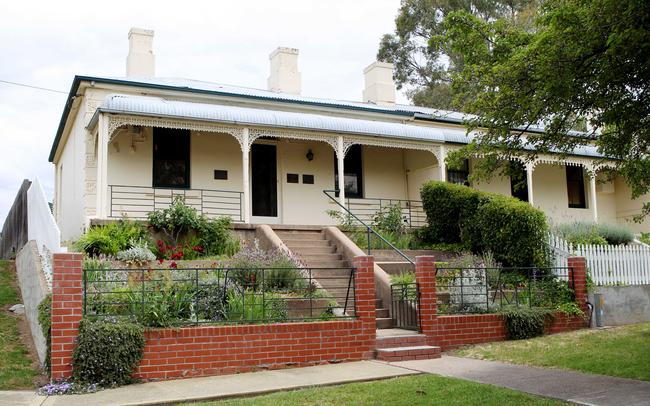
0 361 417 406
394 356 650 406
3 356 650 406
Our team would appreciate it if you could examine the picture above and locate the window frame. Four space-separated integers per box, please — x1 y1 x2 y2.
334 144 364 198
152 128 191 189
566 166 587 209
447 159 470 186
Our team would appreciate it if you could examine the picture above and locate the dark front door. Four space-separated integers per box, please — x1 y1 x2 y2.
251 144 278 217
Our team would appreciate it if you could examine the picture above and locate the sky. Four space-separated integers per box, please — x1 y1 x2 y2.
0 0 407 225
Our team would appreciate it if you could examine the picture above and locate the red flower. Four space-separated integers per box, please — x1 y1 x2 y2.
169 261 177 269
158 258 164 264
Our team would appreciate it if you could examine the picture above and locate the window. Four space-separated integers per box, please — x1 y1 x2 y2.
566 166 586 208
509 161 529 202
334 145 363 198
153 128 190 188
447 159 470 185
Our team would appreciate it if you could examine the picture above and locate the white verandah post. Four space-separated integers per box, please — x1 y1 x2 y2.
439 145 447 182
95 114 109 218
336 136 346 208
242 128 251 223
589 173 598 223
526 162 535 206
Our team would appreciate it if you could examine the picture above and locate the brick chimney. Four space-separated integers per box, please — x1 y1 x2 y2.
362 61 395 105
126 27 155 77
267 47 301 95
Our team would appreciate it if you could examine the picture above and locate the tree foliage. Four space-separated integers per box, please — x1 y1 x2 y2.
378 0 538 108
441 0 650 219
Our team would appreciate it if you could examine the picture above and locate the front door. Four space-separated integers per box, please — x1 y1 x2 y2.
251 143 278 221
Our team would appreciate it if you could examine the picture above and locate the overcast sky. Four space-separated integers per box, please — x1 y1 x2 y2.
0 0 407 225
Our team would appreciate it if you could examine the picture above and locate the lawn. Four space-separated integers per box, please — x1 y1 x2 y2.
191 374 565 406
455 323 650 381
0 260 39 389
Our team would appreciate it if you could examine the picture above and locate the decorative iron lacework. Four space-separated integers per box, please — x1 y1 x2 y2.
247 127 340 153
342 136 443 162
106 115 245 148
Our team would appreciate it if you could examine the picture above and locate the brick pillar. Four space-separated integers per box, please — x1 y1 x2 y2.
568 256 588 310
50 253 84 380
352 255 376 359
415 256 437 345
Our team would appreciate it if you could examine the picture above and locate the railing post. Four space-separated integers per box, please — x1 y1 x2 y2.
568 256 588 311
415 256 437 344
51 253 84 380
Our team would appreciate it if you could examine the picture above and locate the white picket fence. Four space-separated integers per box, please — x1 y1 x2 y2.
549 234 650 285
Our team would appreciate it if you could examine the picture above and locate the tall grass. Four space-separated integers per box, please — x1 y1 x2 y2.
554 221 634 245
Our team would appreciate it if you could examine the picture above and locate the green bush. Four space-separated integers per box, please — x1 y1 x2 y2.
226 290 287 323
554 221 634 246
75 220 148 256
38 295 52 374
640 233 650 245
420 181 549 266
498 307 551 340
372 204 406 235
72 318 145 387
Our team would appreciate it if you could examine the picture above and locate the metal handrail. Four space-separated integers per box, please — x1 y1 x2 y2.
323 189 414 265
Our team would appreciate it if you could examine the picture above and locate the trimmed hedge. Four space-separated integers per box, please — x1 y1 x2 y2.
72 318 145 387
421 181 549 266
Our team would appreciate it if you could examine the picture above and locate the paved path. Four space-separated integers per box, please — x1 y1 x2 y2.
0 361 417 406
392 356 650 406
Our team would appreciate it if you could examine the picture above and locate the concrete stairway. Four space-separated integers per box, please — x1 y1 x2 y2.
375 298 393 329
375 329 441 362
276 229 355 313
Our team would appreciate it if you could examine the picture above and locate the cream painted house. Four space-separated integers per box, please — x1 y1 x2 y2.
49 28 649 242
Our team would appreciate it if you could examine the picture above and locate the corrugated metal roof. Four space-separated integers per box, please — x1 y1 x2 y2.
96 93 455 143
93 93 603 159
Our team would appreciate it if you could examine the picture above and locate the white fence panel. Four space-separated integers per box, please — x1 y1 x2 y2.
549 234 650 285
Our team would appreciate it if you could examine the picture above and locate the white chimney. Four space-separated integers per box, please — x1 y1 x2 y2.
126 27 155 77
362 61 396 105
267 47 301 95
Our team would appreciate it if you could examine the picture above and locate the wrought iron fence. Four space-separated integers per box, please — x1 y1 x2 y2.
390 283 419 330
435 266 575 314
344 197 427 229
108 185 244 222
83 266 356 326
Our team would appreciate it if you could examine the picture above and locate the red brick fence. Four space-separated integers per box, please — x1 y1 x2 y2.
50 253 588 381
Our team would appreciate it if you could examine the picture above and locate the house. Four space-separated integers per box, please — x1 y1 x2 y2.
49 28 649 242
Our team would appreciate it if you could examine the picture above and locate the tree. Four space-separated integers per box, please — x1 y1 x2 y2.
377 0 538 109
441 0 650 219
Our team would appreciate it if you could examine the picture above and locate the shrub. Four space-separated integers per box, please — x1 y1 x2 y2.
420 181 549 266
641 232 650 245
116 239 156 266
147 197 238 256
554 221 634 246
498 307 551 340
390 272 416 285
226 290 287 323
75 220 148 256
372 204 406 235
420 181 487 244
38 295 52 374
72 318 144 387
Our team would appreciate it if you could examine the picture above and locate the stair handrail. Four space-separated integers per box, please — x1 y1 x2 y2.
323 189 414 266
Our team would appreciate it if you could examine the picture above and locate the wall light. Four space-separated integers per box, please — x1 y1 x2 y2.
306 149 314 161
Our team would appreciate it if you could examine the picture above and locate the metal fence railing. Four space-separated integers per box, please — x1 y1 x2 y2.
83 267 356 326
390 283 419 330
344 197 427 229
109 185 244 222
435 267 575 315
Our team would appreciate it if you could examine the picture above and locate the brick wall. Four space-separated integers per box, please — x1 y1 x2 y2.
50 253 84 380
49 255 376 381
415 256 589 351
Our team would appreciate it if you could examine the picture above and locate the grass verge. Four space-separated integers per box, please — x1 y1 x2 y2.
191 374 564 405
455 323 650 381
0 260 39 389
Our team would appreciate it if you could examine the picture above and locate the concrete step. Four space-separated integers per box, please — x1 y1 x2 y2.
375 333 428 349
288 245 336 254
375 345 441 362
376 317 394 329
306 260 349 268
277 232 325 241
284 239 332 248
298 254 343 262
376 308 389 319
